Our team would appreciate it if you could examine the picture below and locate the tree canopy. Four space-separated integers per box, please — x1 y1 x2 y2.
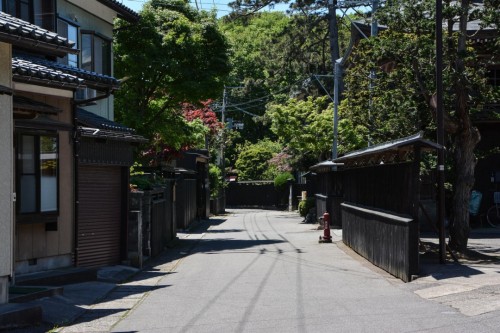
342 0 500 251
114 0 231 151
218 9 352 170
234 139 282 180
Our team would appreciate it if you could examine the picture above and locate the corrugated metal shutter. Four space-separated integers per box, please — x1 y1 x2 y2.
77 166 122 268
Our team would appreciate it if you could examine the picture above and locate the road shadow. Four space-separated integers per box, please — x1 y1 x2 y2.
418 236 500 281
193 238 285 254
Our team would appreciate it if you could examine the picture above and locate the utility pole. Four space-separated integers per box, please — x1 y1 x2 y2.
218 85 243 203
371 0 379 37
330 0 378 157
328 0 341 62
220 87 227 169
368 0 379 146
332 61 341 160
436 0 446 264
328 0 340 160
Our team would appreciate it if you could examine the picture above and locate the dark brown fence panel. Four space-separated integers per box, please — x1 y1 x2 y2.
176 179 197 230
128 192 143 268
226 182 279 208
150 191 167 257
226 182 310 209
341 163 413 215
315 194 343 227
315 194 327 219
129 183 176 265
164 180 175 242
342 203 418 282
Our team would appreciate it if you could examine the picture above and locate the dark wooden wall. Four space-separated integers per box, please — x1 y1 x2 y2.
226 182 308 209
176 179 197 230
342 203 418 282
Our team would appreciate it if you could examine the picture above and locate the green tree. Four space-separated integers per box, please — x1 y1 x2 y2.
218 10 352 156
209 164 225 198
218 12 291 147
114 0 231 148
234 139 282 180
266 96 365 168
343 0 499 252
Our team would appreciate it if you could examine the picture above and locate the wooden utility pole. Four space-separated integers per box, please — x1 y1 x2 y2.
436 0 446 264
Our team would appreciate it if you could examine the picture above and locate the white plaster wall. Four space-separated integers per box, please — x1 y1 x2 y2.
0 42 13 303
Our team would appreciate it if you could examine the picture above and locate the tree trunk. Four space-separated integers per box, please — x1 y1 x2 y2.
449 131 476 251
447 0 480 253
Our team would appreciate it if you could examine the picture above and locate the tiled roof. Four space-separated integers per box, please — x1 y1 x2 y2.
97 0 140 22
13 56 121 90
12 57 84 88
77 108 147 143
0 11 76 55
77 108 134 133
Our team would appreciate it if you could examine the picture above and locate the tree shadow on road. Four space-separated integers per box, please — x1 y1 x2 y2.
419 239 500 281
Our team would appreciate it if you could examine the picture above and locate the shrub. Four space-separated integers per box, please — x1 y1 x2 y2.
298 198 315 217
274 172 295 190
209 164 224 198
235 139 281 180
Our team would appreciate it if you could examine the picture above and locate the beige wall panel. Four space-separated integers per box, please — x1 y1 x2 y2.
16 224 33 261
0 42 13 277
31 223 47 257
56 99 74 254
14 93 74 266
45 230 60 257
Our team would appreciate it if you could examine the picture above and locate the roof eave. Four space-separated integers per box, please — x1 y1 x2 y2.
12 75 83 90
96 0 140 22
0 32 78 57
333 133 442 163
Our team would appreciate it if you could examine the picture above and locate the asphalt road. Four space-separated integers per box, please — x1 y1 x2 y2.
109 209 500 333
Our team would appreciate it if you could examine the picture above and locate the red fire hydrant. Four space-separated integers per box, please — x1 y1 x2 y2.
319 212 332 243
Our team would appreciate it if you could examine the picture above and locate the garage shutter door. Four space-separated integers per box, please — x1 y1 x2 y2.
77 166 122 268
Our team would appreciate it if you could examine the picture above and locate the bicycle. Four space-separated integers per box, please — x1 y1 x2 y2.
486 192 500 228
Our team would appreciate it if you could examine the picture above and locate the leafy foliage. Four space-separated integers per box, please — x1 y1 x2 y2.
234 139 282 180
183 100 223 135
343 31 435 143
298 197 315 217
114 0 231 150
266 96 365 168
273 172 295 190
342 0 500 251
209 164 225 198
218 10 352 171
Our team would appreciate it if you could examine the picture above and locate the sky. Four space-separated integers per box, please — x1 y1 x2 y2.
119 0 289 18
119 1 368 19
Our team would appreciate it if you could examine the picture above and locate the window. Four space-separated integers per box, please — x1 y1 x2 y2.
57 18 79 67
82 31 112 76
17 133 58 215
2 0 56 32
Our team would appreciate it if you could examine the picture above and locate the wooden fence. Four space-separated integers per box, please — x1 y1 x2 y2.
322 134 441 282
342 203 418 282
128 182 177 267
315 194 343 227
226 182 308 209
176 178 198 230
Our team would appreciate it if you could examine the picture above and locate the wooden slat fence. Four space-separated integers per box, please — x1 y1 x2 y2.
342 203 418 282
176 179 198 230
